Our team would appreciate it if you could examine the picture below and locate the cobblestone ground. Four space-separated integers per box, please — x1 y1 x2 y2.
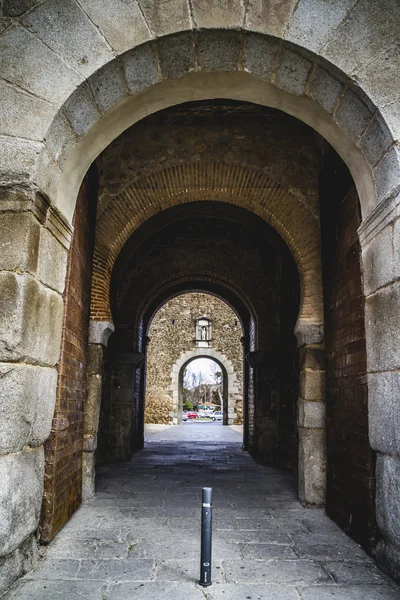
4 423 400 599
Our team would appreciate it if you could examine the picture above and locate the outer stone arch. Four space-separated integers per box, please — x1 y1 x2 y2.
170 348 241 426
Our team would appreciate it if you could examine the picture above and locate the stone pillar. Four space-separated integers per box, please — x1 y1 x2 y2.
297 344 326 506
82 321 114 502
360 199 400 583
0 192 70 592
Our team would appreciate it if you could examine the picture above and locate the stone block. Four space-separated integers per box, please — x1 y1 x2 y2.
360 114 394 167
196 30 240 72
375 145 400 201
362 223 394 296
299 369 325 401
88 60 127 114
191 0 245 29
78 0 151 54
84 375 102 437
158 32 194 80
369 372 400 455
62 83 100 138
275 46 312 96
0 363 57 454
0 79 55 141
5 579 106 599
365 281 400 372
87 344 104 375
376 453 400 549
297 399 325 429
308 67 344 114
299 346 324 371
335 87 374 142
82 451 96 502
285 0 357 53
376 539 400 586
37 227 68 293
44 112 77 167
245 0 297 38
88 321 115 346
138 0 191 36
3 1 41 17
0 136 41 185
0 534 37 595
0 446 44 557
294 322 324 347
0 26 83 105
0 272 64 366
34 147 62 205
242 33 279 81
298 427 326 506
0 211 40 273
122 44 159 95
393 217 400 280
22 0 114 77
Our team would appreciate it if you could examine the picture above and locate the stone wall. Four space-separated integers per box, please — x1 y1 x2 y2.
40 170 97 543
145 293 243 424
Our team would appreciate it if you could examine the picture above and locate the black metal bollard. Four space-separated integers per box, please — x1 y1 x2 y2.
199 487 213 587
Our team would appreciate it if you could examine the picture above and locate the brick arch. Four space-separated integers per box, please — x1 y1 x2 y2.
91 162 322 336
169 349 241 426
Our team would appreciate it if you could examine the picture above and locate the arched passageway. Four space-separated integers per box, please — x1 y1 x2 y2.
1 3 400 591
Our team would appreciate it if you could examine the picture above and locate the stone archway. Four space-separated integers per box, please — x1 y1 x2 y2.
170 349 241 426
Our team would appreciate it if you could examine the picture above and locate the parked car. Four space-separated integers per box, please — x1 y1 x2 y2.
211 411 223 422
182 412 188 421
187 411 199 419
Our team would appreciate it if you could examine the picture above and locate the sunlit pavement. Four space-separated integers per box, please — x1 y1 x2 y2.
4 423 400 599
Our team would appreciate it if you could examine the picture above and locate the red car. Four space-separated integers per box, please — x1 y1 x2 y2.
187 411 198 419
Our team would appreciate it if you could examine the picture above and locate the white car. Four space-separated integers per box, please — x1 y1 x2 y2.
211 411 223 422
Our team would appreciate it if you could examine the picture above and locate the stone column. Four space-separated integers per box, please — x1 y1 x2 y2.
360 199 400 583
82 321 114 502
0 193 70 592
297 342 326 506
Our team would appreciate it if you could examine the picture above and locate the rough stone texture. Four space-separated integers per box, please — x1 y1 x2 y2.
0 137 41 185
369 372 400 455
376 454 400 549
196 30 240 71
22 0 114 78
360 114 394 168
298 427 326 506
158 32 195 79
362 224 394 296
299 369 325 401
0 447 44 558
88 61 127 114
77 0 151 54
138 0 191 36
245 0 298 37
335 88 374 141
0 211 41 274
121 43 159 94
88 321 115 346
242 32 279 80
0 364 57 454
37 228 68 294
191 0 245 29
298 399 325 429
375 145 400 201
365 281 400 373
0 535 38 594
0 272 64 366
62 83 100 139
146 293 243 424
274 46 312 96
0 26 83 105
308 66 344 113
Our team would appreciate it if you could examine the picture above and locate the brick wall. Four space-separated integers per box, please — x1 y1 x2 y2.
321 153 378 551
40 168 97 542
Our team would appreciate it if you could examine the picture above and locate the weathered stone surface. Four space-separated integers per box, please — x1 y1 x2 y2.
0 363 56 454
88 61 127 114
298 427 326 506
275 47 312 96
138 0 191 36
246 0 297 37
242 32 279 81
85 375 102 437
322 0 400 75
77 0 151 53
375 145 400 201
88 321 114 346
308 66 344 113
299 369 325 401
0 137 41 185
357 45 400 109
393 216 400 281
0 535 37 594
0 447 44 558
335 87 374 141
0 80 54 141
0 273 64 366
2 0 42 16
0 27 82 105
5 579 106 599
376 454 400 550
362 224 394 296
191 0 245 29
82 452 95 502
196 30 240 71
369 372 400 455
376 539 400 586
285 0 357 53
33 148 62 205
22 0 114 77
299 346 324 371
37 228 68 293
122 44 159 94
365 281 400 372
295 323 324 347
44 113 77 167
361 114 394 167
298 399 326 429
158 32 194 79
299 585 400 599
87 344 104 376
62 83 100 138
0 212 40 274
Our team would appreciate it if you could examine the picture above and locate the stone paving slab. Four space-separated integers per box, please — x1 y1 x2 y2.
3 423 400 599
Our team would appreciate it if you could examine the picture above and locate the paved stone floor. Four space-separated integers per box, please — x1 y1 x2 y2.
4 423 400 599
